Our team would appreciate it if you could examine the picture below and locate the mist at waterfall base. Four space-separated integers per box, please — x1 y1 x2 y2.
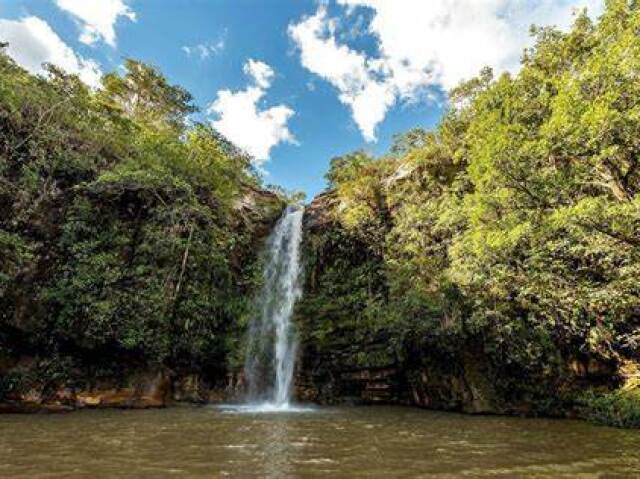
225 206 312 414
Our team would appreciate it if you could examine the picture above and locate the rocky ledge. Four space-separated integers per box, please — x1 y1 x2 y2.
0 367 248 413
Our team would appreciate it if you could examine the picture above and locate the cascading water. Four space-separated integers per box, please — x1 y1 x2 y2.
243 206 304 410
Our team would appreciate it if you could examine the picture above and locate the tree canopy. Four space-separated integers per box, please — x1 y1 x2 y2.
300 0 639 426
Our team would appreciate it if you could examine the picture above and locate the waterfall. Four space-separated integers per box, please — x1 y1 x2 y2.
243 206 304 409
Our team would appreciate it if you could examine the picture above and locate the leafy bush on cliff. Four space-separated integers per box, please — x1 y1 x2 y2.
0 50 283 384
580 389 640 429
301 0 639 423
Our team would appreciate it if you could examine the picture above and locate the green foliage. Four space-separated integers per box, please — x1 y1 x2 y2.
0 47 283 384
99 59 197 132
0 231 33 295
300 0 640 424
580 389 640 428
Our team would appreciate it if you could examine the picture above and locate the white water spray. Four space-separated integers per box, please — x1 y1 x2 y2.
243 206 304 410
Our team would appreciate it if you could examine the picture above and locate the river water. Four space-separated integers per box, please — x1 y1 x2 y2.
0 406 638 478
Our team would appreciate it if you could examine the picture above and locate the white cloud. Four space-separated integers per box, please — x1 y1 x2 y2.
0 16 102 88
288 5 427 142
289 0 604 141
55 0 136 47
339 0 603 89
182 38 225 60
243 59 274 89
208 59 295 166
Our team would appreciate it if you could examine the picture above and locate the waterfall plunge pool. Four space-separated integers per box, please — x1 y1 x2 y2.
217 403 317 414
1 405 638 478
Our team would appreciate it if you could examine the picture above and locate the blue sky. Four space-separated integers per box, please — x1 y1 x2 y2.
0 0 603 198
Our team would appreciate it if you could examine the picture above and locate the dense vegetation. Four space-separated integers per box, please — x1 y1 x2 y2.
1 1 638 427
298 0 639 426
0 51 284 398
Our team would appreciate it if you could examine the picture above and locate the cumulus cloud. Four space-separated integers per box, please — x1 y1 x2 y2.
0 16 102 88
289 0 604 142
208 59 295 166
55 0 136 47
339 0 603 89
288 6 399 142
243 58 275 89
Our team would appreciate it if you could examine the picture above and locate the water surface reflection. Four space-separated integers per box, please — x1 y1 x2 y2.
0 406 638 478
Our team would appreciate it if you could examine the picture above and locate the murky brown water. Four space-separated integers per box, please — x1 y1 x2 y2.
0 405 638 478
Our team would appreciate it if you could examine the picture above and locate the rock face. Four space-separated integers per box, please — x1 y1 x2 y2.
303 191 338 233
233 184 284 239
0 368 170 413
74 370 170 409
0 366 249 413
294 341 502 413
